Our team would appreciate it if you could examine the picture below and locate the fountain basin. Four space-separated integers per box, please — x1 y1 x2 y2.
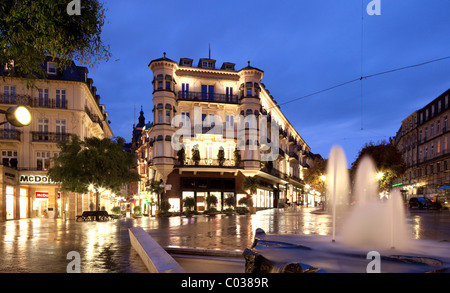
244 232 450 273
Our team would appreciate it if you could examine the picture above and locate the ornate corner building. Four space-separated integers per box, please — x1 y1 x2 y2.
0 58 113 221
133 54 317 214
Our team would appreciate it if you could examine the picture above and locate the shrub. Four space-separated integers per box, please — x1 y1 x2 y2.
236 207 250 214
111 206 121 214
133 206 142 216
183 197 196 212
206 194 218 210
160 199 171 213
224 194 236 209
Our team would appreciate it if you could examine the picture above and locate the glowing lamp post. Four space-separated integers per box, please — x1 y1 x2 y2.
376 172 384 181
0 106 32 127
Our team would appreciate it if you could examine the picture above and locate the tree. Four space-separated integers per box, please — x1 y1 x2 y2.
205 194 218 212
0 0 110 84
191 144 200 166
303 156 327 193
147 179 164 208
183 197 196 215
177 146 186 166
48 134 140 211
234 148 241 167
351 141 406 191
217 147 225 166
243 176 258 196
224 194 236 209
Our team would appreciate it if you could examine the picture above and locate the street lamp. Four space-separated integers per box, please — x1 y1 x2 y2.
0 106 32 127
376 172 384 180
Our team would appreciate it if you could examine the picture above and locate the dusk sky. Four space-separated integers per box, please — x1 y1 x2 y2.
87 0 450 166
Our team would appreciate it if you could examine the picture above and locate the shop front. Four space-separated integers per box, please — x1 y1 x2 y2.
176 177 237 212
179 190 236 212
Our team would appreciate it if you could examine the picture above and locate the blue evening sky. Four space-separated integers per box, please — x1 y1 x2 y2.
88 0 450 165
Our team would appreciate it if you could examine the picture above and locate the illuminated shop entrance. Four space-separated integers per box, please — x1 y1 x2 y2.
6 186 14 220
20 188 28 219
180 177 236 211
33 191 61 217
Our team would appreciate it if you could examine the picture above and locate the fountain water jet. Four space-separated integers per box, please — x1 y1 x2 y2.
325 146 350 242
340 155 410 250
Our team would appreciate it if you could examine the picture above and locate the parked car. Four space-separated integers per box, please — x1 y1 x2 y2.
409 197 432 209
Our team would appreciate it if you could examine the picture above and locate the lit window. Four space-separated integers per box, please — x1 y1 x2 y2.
38 88 49 107
3 86 16 103
56 89 66 108
37 152 50 170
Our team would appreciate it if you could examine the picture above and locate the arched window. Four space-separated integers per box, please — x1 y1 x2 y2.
155 74 164 90
165 75 172 90
156 103 163 123
165 104 172 123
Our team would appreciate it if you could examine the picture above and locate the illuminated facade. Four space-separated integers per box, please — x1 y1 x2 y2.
134 54 314 214
393 88 450 204
0 59 113 221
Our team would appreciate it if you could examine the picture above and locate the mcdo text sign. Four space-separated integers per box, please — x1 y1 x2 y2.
19 175 56 184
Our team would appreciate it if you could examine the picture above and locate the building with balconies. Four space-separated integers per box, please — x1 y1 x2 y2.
392 88 450 204
0 58 113 221
133 54 314 215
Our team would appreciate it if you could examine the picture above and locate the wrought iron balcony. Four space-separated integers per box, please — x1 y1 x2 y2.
175 158 238 167
177 91 238 104
0 129 21 141
0 93 68 109
31 132 70 142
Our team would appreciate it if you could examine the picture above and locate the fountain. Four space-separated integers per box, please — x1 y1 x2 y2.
243 145 450 273
325 145 350 242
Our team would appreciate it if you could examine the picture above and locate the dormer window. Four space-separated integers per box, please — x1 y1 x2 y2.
180 58 193 67
202 61 214 68
47 62 57 74
198 59 215 69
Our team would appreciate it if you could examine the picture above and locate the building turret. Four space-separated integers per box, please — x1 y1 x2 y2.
148 53 179 182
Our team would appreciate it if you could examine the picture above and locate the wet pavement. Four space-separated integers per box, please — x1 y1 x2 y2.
0 207 449 273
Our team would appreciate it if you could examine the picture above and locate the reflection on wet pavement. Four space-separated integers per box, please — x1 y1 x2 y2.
0 207 448 272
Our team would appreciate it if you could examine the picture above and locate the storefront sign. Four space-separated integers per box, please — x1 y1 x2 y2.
20 175 55 184
36 192 61 199
4 172 15 180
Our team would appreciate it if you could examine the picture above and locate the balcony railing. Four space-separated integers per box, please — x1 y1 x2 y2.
260 166 289 180
84 106 104 129
0 129 21 141
0 93 68 109
177 91 238 104
289 151 299 161
175 158 238 167
31 132 70 142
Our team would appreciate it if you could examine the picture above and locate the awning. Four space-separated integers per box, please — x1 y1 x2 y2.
437 185 450 189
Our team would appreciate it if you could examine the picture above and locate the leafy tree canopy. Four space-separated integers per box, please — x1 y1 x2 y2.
303 156 327 192
0 0 110 82
351 141 406 191
243 176 259 195
48 134 140 195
